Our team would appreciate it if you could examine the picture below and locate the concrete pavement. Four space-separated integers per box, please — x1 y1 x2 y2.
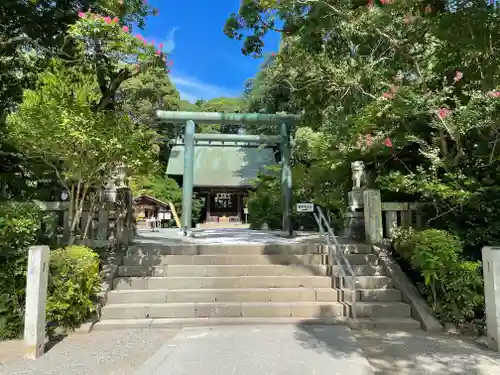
135 324 374 375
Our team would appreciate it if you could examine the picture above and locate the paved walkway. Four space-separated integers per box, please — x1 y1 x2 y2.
2 326 500 375
134 228 326 246
135 325 372 375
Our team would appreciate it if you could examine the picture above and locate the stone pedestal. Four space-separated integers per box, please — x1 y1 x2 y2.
342 210 365 241
342 189 366 241
482 246 500 351
348 189 364 210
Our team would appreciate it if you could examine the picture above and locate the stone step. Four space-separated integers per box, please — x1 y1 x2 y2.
100 301 345 320
117 264 385 278
351 317 421 330
87 317 351 331
106 288 340 304
113 276 334 290
350 301 412 317
342 276 393 289
342 288 402 302
344 254 380 266
127 243 323 256
122 254 329 267
320 244 372 254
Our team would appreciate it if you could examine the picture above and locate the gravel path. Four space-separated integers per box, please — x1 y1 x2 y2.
0 329 179 375
353 329 500 375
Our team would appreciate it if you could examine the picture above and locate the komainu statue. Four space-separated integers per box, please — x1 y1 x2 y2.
351 161 366 189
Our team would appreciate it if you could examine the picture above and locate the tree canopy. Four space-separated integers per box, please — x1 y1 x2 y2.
228 0 500 255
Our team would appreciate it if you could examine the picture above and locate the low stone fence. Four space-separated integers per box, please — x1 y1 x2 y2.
35 189 134 249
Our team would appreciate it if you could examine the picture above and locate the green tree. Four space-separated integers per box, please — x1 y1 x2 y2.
7 62 158 243
0 0 160 200
230 0 500 256
118 67 182 167
177 97 244 133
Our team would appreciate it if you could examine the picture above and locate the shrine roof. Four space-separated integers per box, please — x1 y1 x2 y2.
166 141 278 188
133 195 171 208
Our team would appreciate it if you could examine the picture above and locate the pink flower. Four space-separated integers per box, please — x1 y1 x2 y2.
168 60 174 67
488 91 500 98
271 52 277 57
384 137 393 148
454 71 463 82
155 50 161 55
367 0 374 8
159 43 164 50
103 16 112 24
437 108 450 120
135 34 143 40
112 17 119 23
122 26 129 32
150 40 155 46
78 11 86 19
383 92 394 100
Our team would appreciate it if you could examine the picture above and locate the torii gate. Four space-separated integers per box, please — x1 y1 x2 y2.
156 111 301 236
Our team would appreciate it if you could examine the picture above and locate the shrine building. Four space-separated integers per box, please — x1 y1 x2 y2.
166 138 278 224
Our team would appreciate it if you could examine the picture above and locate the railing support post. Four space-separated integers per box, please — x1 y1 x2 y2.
181 119 196 236
363 189 383 244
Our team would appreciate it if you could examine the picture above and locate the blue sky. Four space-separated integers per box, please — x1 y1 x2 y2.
141 0 280 103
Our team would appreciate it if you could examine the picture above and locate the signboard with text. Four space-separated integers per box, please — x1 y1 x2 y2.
296 203 314 213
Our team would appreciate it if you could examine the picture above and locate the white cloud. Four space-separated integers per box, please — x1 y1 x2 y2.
162 27 178 53
171 72 240 103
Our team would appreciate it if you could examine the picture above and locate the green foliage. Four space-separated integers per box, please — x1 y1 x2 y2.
0 202 42 339
7 62 158 240
0 0 160 200
46 246 101 335
232 0 500 260
392 229 484 324
247 165 332 231
179 97 244 134
409 230 461 288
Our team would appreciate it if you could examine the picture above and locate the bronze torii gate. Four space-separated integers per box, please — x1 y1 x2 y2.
156 111 301 236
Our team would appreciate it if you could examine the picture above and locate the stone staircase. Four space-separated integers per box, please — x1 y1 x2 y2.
96 242 421 330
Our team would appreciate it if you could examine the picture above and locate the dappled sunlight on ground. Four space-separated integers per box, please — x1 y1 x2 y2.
352 329 500 375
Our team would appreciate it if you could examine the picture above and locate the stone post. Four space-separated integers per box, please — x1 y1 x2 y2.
24 245 50 359
482 246 500 351
363 189 383 244
342 161 366 241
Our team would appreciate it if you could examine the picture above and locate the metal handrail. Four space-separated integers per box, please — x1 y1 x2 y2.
313 206 357 320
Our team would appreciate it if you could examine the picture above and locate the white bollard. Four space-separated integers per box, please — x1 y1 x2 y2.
482 246 500 351
24 245 50 359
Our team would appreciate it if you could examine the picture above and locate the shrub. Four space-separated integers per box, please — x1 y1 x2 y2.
392 228 484 325
391 227 417 261
0 202 42 340
47 245 101 335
